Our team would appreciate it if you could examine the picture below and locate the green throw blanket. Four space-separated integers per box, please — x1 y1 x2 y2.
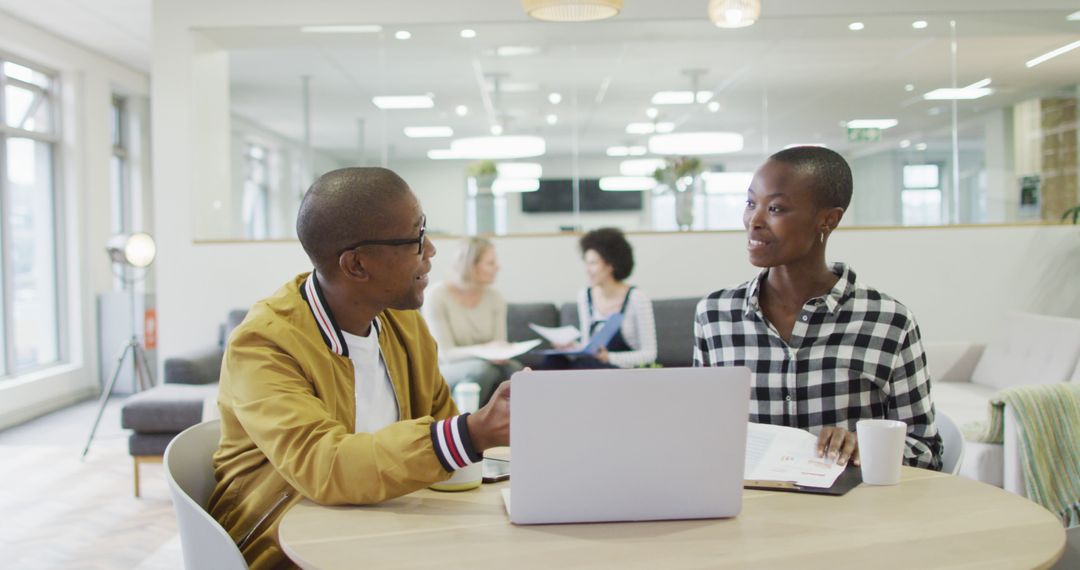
967 383 1080 528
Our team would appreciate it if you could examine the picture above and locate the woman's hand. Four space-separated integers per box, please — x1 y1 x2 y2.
816 426 860 466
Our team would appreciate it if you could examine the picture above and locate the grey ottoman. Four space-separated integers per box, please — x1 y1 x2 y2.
121 383 218 496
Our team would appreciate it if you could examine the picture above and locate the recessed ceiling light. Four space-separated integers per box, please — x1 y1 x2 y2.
460 29 477 39
300 25 382 33
845 119 898 129
620 158 666 176
1025 39 1080 68
599 176 656 192
648 132 744 155
496 162 543 179
372 95 434 109
490 125 504 136
900 139 911 148
455 105 469 117
848 22 865 31
651 91 713 105
427 149 464 160
912 20 928 29
548 92 563 105
915 142 928 151
707 101 721 113
645 107 659 119
404 126 454 138
545 114 558 125
905 84 915 92
492 178 540 193
395 30 411 40
494 45 541 57
628 146 647 156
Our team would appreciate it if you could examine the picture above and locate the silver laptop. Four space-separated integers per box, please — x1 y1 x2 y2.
506 366 751 525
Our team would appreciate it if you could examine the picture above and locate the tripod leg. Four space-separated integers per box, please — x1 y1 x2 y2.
133 343 156 390
82 343 135 459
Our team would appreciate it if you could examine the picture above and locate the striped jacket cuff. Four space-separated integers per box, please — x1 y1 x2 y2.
431 413 483 472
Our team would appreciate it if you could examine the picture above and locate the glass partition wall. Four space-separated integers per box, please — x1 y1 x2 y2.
196 10 1080 240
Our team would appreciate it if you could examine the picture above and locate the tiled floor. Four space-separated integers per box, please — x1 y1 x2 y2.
0 397 182 569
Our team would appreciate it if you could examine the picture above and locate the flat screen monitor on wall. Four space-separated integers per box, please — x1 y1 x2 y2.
522 179 643 213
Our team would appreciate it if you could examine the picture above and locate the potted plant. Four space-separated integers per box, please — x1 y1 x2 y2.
653 156 703 230
1063 204 1080 224
467 160 498 192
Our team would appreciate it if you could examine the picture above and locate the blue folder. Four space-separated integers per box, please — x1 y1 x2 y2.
536 313 624 357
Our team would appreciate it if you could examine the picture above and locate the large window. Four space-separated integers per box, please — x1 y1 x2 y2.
0 58 61 375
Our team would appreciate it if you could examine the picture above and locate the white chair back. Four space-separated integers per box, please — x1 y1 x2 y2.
164 420 248 570
936 411 966 476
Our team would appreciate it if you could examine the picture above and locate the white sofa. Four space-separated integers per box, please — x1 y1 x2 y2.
926 312 1080 495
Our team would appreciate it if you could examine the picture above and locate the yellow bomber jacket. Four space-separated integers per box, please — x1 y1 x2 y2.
207 272 480 569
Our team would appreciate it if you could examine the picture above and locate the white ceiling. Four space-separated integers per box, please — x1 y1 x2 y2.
212 8 1080 164
0 0 150 70
3 0 1080 165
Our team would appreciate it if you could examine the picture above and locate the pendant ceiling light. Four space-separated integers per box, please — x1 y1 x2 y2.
707 0 761 28
523 0 623 22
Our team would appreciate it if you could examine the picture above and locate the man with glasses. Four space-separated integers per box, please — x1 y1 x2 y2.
208 167 510 570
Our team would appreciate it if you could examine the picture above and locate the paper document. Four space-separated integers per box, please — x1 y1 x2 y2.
744 423 847 489
459 340 541 362
537 313 624 357
528 323 581 346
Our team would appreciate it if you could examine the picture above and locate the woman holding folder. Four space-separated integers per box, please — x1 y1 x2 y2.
542 227 657 370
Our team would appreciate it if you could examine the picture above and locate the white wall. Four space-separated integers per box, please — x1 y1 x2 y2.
0 10 149 429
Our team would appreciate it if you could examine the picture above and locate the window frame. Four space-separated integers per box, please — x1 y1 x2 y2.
0 53 65 377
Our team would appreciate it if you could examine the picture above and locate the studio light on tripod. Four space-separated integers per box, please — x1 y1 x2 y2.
106 232 156 268
82 232 157 458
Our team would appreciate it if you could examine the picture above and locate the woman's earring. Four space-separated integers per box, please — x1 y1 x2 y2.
820 231 825 244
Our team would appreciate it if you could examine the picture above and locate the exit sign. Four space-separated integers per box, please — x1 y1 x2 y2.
847 127 882 142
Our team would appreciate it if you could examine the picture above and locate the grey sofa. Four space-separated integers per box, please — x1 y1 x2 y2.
121 298 701 496
120 309 246 496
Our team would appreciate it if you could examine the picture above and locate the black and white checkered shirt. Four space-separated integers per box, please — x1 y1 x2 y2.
693 263 943 470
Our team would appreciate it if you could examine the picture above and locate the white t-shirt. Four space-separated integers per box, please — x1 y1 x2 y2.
341 323 399 434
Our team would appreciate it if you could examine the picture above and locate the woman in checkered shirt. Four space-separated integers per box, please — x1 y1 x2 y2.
693 146 943 471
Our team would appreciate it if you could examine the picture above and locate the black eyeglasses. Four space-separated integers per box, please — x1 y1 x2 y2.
337 215 426 256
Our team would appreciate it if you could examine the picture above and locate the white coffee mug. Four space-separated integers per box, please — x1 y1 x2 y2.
856 419 907 485
430 463 482 492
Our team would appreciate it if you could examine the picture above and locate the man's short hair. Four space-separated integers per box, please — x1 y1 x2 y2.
296 167 410 275
579 227 634 281
768 146 853 210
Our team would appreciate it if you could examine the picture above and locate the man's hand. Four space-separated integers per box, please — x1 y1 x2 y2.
594 347 610 363
465 380 510 451
817 426 860 466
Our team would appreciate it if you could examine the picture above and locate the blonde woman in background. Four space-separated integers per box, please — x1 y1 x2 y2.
423 237 523 406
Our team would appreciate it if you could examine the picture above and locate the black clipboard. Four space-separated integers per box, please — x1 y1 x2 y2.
744 463 862 496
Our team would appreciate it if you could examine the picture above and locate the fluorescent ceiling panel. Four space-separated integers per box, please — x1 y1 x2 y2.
300 25 382 33
648 132 743 155
372 95 434 109
599 176 655 191
651 90 713 105
1025 39 1080 68
922 88 993 100
845 119 898 129
450 136 546 159
492 178 540 193
619 158 665 176
404 126 453 138
496 162 543 179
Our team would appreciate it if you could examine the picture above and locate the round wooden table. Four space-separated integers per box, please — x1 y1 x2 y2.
279 467 1065 569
